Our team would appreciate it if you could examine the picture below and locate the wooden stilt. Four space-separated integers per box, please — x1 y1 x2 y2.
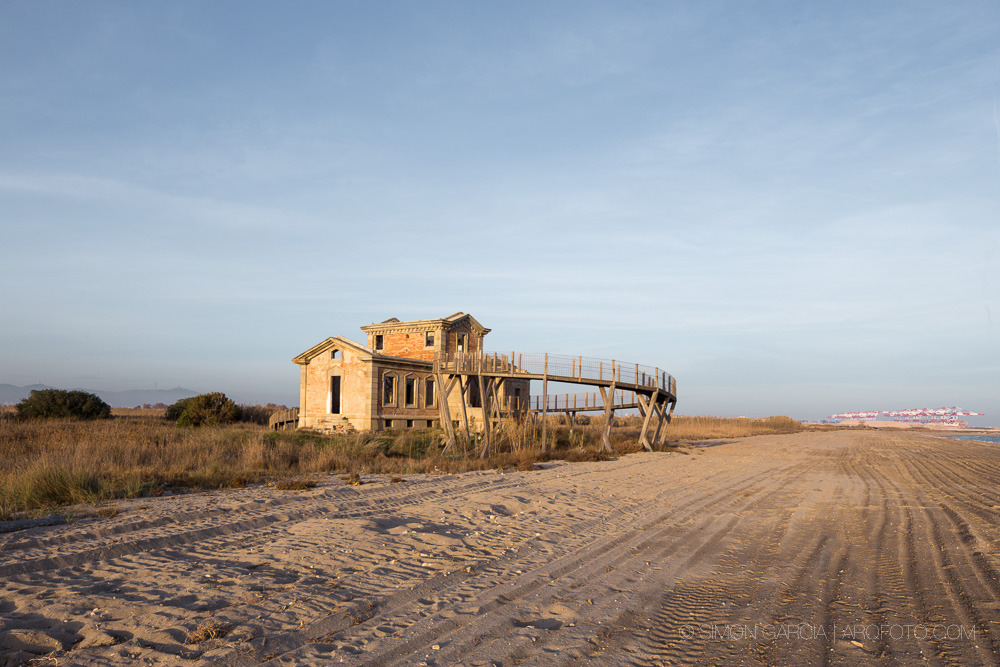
478 373 492 458
457 376 471 440
541 353 549 452
637 392 656 451
598 381 616 453
490 378 504 422
651 395 668 446
437 372 457 453
657 398 676 446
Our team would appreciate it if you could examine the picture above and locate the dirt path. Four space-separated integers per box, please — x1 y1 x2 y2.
2 430 999 665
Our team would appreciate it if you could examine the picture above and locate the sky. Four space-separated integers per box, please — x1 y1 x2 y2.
1 2 998 424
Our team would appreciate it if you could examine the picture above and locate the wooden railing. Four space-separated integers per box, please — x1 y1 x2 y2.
268 407 299 430
435 351 675 396
531 390 642 412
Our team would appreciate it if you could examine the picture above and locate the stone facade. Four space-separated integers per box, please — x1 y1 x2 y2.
293 313 526 433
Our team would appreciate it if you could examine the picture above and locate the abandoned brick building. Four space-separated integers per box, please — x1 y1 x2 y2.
292 313 529 432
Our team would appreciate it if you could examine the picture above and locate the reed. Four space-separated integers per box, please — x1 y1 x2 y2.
0 411 803 519
663 415 803 440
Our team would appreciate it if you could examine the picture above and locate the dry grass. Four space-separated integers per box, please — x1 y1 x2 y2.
0 411 803 519
185 619 232 644
111 407 167 418
662 415 803 441
273 477 318 491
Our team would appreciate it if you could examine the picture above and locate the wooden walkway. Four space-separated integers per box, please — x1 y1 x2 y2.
433 351 677 457
268 407 299 431
530 390 644 413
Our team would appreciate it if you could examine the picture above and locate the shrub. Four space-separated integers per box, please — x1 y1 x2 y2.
238 404 274 426
173 393 242 427
164 396 196 421
15 389 112 421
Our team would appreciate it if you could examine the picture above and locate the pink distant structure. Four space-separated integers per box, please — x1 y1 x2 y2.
828 407 984 424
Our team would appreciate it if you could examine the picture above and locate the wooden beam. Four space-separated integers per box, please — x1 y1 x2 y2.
490 377 505 422
598 381 616 453
541 353 549 452
436 372 457 453
456 375 471 440
650 395 669 446
478 374 492 458
658 398 677 446
636 392 656 452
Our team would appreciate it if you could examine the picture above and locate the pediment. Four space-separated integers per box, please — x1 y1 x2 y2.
292 336 370 364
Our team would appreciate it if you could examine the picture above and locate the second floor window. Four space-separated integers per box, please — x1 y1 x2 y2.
425 330 434 347
375 335 384 351
457 333 467 352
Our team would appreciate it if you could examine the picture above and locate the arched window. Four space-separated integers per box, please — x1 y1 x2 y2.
404 375 417 407
382 373 397 407
425 377 435 407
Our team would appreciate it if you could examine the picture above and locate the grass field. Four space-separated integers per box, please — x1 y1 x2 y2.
0 410 804 520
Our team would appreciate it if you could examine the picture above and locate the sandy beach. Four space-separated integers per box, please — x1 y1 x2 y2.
2 429 1000 665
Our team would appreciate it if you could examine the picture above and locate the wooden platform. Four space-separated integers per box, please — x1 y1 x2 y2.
433 351 677 457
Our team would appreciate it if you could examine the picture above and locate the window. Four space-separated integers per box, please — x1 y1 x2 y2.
425 331 435 348
457 333 467 352
383 374 396 406
329 376 341 414
375 335 384 351
384 419 392 429
404 377 416 406
425 377 435 407
406 419 413 428
331 349 340 359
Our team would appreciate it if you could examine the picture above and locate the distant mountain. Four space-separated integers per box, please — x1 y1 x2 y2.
0 384 51 405
0 384 199 408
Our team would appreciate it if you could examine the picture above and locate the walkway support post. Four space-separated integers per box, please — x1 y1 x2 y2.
657 398 676 447
650 394 669 446
478 372 492 458
598 376 616 453
436 372 457 454
636 392 657 452
541 353 549 452
457 376 472 441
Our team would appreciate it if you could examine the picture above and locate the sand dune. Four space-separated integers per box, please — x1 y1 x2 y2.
2 430 999 665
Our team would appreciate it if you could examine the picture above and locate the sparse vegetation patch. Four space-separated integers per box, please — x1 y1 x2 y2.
0 407 802 520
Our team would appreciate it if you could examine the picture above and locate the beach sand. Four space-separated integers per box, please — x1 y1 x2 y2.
2 429 999 665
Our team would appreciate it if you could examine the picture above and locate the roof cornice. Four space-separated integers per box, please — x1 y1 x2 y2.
292 336 371 364
360 313 491 336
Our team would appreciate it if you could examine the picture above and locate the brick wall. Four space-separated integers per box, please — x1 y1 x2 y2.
377 330 437 361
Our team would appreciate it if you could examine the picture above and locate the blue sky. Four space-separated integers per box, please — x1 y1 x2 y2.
2 2 998 423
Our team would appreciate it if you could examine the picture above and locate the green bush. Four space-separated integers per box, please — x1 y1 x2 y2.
15 389 112 420
238 404 273 426
164 396 196 422
172 392 242 427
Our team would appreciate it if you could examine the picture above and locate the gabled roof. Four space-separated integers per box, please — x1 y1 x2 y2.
442 312 490 335
292 335 370 364
360 312 491 336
